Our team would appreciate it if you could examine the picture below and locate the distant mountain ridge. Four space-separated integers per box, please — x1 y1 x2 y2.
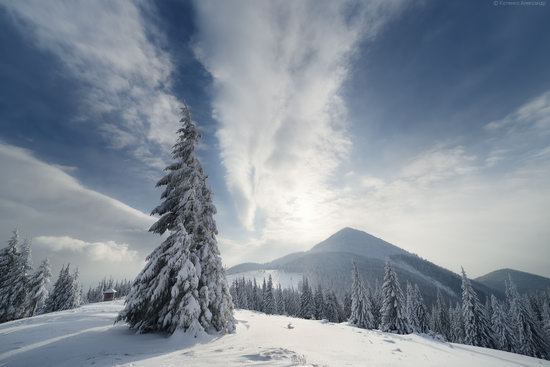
476 268 550 295
227 227 543 304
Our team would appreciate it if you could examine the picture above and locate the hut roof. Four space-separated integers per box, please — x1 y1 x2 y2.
103 288 117 294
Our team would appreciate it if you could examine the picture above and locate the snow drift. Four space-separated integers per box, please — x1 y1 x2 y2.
1 300 548 367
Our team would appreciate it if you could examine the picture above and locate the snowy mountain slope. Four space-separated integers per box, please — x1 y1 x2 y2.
227 228 496 304
476 268 550 295
1 301 548 367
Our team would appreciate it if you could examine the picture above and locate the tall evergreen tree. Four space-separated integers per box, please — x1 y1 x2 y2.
0 230 32 322
506 277 548 359
314 285 325 320
461 268 494 348
369 279 383 329
27 259 52 316
325 292 343 323
44 264 80 313
117 106 234 335
342 292 352 320
349 262 373 329
264 275 276 315
542 301 550 342
491 295 515 351
432 289 450 339
449 303 464 343
299 277 314 319
406 282 427 333
275 284 285 315
381 261 409 334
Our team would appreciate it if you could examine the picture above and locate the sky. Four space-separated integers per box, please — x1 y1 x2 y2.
0 0 549 286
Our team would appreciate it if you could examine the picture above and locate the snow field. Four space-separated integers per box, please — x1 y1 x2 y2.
0 301 548 367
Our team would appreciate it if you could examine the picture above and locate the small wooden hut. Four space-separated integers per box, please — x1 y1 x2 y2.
102 288 117 301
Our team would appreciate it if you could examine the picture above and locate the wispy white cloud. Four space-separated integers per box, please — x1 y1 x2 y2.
194 0 405 246
34 236 137 262
0 142 156 283
1 0 180 168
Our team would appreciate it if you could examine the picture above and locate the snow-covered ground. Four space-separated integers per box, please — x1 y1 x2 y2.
227 269 303 289
1 301 548 367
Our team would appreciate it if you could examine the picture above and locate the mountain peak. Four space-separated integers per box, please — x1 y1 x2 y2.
310 227 409 260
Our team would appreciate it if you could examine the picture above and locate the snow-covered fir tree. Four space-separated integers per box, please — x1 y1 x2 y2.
299 277 315 319
0 230 20 322
0 230 32 322
275 284 285 315
369 279 383 329
491 294 515 351
314 285 325 320
264 275 276 315
325 291 344 323
44 264 81 313
343 292 352 320
449 303 464 343
460 268 494 348
406 282 428 333
432 289 450 339
381 261 409 334
69 268 82 309
506 277 548 359
26 258 52 316
19 239 34 318
252 279 261 312
260 278 267 312
117 106 234 335
542 301 550 342
349 262 373 329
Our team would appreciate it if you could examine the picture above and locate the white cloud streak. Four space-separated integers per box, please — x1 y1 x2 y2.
194 0 405 246
34 236 137 263
0 142 157 283
1 0 180 168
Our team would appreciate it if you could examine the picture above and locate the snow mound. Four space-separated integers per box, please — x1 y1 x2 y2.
1 301 548 366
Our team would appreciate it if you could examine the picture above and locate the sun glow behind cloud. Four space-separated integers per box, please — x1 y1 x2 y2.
194 0 406 248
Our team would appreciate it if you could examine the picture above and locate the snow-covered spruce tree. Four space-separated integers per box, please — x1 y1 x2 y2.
252 279 261 311
406 282 428 333
369 279 383 328
18 239 34 318
461 268 494 348
542 301 550 342
238 278 249 310
44 264 79 312
381 260 410 334
343 292 352 320
27 259 52 316
449 303 464 343
506 277 548 359
260 278 267 312
491 295 515 351
329 291 345 322
0 230 21 322
68 268 82 309
264 275 276 315
314 284 325 320
299 276 315 319
0 231 33 322
350 262 373 328
117 106 234 335
433 289 450 340
275 284 285 315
